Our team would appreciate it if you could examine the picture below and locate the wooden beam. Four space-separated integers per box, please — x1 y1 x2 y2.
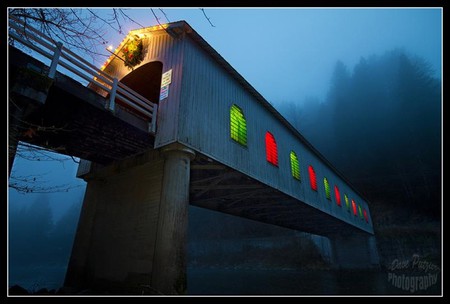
191 164 227 170
190 170 238 185
193 171 241 199
190 184 265 191
190 188 270 205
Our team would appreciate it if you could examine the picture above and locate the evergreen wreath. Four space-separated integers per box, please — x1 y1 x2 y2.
121 39 144 69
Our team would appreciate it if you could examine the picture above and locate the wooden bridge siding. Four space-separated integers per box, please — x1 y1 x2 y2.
177 34 373 234
101 30 186 148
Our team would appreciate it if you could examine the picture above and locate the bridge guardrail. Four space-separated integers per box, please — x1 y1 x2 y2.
8 14 158 134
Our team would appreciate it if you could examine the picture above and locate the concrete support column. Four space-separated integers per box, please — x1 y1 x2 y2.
329 233 380 269
151 143 195 295
64 144 195 294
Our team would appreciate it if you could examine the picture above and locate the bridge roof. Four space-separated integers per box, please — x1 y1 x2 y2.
106 20 370 204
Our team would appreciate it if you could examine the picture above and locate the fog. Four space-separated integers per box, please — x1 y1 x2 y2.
8 8 442 294
277 48 441 217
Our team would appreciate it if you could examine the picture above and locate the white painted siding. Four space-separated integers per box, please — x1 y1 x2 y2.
102 31 186 147
102 24 374 234
177 35 373 234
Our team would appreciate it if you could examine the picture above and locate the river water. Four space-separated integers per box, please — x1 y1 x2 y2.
9 265 441 295
187 267 441 295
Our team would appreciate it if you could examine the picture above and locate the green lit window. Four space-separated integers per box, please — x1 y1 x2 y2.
230 104 247 146
344 194 350 211
324 177 331 200
358 205 363 219
290 151 300 180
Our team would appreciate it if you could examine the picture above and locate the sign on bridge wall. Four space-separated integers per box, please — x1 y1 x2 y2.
160 69 172 101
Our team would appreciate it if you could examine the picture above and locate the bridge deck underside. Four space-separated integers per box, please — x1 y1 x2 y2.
190 154 366 237
9 47 154 164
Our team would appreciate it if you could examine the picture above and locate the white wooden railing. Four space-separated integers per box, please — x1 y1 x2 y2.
8 15 158 134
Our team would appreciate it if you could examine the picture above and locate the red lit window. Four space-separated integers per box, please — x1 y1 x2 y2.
363 209 369 223
334 185 341 206
308 165 317 191
352 199 357 216
265 132 278 166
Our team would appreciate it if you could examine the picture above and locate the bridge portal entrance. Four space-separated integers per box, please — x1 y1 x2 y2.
120 61 163 105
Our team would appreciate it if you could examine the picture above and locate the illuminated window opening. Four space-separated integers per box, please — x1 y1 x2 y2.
358 205 363 219
308 165 317 191
363 209 369 223
265 132 278 166
352 199 357 216
230 104 247 146
344 194 350 211
334 185 341 206
290 151 300 180
324 178 331 200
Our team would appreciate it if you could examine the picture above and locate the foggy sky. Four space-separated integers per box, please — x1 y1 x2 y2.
117 8 442 103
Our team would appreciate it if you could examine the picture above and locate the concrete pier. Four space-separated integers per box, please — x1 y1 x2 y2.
329 232 380 269
64 143 194 294
151 143 195 294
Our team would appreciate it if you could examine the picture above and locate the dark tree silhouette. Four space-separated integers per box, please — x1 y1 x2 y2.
284 49 441 221
9 196 54 268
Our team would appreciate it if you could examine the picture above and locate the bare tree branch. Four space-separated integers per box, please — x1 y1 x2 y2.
9 94 80 194
10 172 83 194
159 8 170 23
118 9 147 28
150 8 163 27
9 143 82 195
9 8 131 64
150 8 173 36
86 8 120 34
111 9 123 34
200 8 215 27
